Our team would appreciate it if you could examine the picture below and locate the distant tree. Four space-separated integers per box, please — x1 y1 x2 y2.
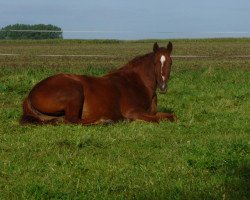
0 24 63 39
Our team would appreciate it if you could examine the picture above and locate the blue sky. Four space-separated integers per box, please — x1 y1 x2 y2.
0 0 249 39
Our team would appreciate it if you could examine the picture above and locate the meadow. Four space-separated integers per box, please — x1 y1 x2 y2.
0 38 249 199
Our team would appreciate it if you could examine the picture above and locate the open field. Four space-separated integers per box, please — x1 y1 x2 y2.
0 38 249 199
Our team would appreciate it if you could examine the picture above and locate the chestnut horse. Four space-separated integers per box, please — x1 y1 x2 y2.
21 42 176 125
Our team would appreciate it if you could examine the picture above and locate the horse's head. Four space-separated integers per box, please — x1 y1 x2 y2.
153 42 173 93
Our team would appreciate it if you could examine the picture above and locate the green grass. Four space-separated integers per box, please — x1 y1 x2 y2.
0 39 249 199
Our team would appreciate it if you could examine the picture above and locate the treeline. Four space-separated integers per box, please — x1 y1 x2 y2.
0 24 63 40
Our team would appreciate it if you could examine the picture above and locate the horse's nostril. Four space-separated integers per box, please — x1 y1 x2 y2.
160 84 168 92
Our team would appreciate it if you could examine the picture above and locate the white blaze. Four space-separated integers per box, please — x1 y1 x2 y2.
160 55 166 81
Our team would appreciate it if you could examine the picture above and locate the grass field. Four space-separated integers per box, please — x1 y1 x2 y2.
0 38 249 199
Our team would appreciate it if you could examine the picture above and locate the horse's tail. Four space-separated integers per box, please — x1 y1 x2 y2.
20 97 62 125
20 97 41 124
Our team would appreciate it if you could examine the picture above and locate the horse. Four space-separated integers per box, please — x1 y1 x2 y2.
20 42 176 125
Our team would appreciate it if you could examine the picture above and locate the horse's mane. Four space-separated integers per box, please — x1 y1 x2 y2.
108 52 153 74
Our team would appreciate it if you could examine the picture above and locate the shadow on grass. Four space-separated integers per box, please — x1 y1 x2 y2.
224 162 249 199
55 138 107 150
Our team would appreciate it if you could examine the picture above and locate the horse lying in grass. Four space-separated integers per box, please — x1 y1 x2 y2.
21 42 176 125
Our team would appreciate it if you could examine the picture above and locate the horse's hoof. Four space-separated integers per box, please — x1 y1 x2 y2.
168 114 178 122
172 115 178 122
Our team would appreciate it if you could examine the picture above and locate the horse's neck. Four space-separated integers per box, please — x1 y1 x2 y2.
124 54 157 96
107 53 157 96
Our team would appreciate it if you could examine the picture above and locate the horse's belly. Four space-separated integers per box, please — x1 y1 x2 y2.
81 87 122 121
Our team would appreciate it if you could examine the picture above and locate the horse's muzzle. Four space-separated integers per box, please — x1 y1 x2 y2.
159 84 168 93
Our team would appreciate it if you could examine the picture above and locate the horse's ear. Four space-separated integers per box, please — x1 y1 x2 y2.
167 42 173 54
153 42 159 53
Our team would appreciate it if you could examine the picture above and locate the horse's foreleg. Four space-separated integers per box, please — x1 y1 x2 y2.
156 112 177 122
126 111 177 123
150 93 158 114
73 118 114 126
126 112 160 123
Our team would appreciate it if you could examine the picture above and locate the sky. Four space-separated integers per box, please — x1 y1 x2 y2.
0 0 250 39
